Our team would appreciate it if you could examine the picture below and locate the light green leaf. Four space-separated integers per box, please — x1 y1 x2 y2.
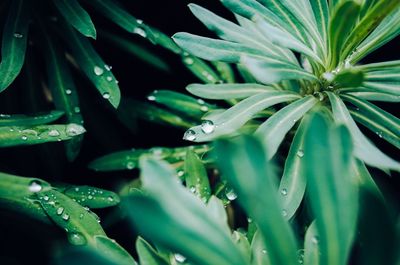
184 150 211 202
242 56 318 84
0 0 30 92
250 231 272 265
0 123 85 147
186 83 275 100
303 113 358 265
62 22 121 108
303 221 319 265
342 1 400 61
183 91 300 142
52 0 96 38
215 136 298 265
327 92 400 171
278 114 312 220
41 23 84 161
310 0 329 50
340 88 400 102
94 235 136 265
328 1 360 68
211 61 236 83
362 82 400 96
125 158 247 265
0 111 64 126
181 54 222 84
256 96 318 158
136 237 169 265
147 90 217 119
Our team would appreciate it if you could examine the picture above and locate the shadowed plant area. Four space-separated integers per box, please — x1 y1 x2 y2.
0 0 399 264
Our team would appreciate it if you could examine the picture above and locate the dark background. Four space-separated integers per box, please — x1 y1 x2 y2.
0 1 399 264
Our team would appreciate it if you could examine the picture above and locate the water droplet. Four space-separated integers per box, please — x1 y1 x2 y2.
376 131 383 138
43 196 49 201
183 129 196 141
21 135 28 141
62 213 70 221
296 150 304 158
126 161 135 170
201 120 215 134
136 19 143 24
282 209 288 217
88 195 93 200
13 32 23 38
177 170 184 177
247 218 252 223
133 27 147 38
106 76 113 82
281 188 288 196
200 105 209 112
65 89 72 95
107 196 114 202
104 64 112 71
48 129 60 137
93 66 104 76
197 99 205 105
206 75 215 81
102 92 110 99
189 186 196 193
79 213 84 219
262 249 267 254
311 236 319 244
184 57 194 65
57 207 64 215
147 94 156 101
174 253 186 263
29 181 42 193
68 233 87 246
66 124 85 136
225 188 237 201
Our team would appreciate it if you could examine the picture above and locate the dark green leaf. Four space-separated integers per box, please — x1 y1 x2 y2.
0 111 64 126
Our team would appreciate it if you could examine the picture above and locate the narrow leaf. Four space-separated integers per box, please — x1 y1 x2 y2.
136 237 169 265
0 111 63 126
184 150 211 202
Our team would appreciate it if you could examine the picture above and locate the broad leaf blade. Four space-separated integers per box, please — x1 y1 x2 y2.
0 0 30 92
215 136 298 265
52 0 96 38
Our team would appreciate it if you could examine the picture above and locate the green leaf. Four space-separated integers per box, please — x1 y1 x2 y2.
362 82 400 96
340 88 400 102
0 123 85 147
52 0 96 39
211 61 236 83
328 1 360 68
350 7 400 63
303 113 358 265
0 0 30 92
310 0 329 50
242 56 318 84
89 145 209 172
125 158 247 265
0 111 64 126
256 95 318 158
172 33 287 64
278 114 312 220
342 1 400 61
57 185 120 209
250 231 272 265
41 22 84 160
333 68 365 88
183 91 300 142
303 221 319 265
327 92 400 171
181 54 222 84
83 0 181 54
62 22 121 108
93 235 136 265
136 237 169 265
215 136 298 265
184 150 211 202
186 83 275 100
147 90 217 119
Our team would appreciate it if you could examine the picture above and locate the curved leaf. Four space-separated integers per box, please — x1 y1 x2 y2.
303 221 320 265
184 150 211 202
0 111 64 126
136 237 169 265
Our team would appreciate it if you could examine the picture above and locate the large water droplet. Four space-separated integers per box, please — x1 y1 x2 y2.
48 129 60 137
94 66 104 76
174 253 186 263
62 213 70 221
296 150 304 158
281 188 288 196
133 27 147 38
126 161 135 170
65 89 72 95
225 188 237 201
13 32 23 38
183 130 196 141
102 92 110 99
29 181 42 193
66 124 85 136
57 207 64 215
68 232 87 245
201 120 215 134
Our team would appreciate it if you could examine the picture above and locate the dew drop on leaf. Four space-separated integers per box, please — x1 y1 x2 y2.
28 181 42 193
183 129 196 141
107 196 114 202
65 89 72 95
21 135 28 141
126 161 135 170
281 188 288 196
106 76 113 82
133 27 147 38
201 120 215 134
311 236 319 244
62 213 70 221
48 129 60 137
93 66 104 76
68 232 87 246
200 105 209 112
66 124 85 136
56 207 64 215
189 186 196 193
147 94 156 101
296 150 304 158
183 57 194 65
225 188 237 201
174 253 186 263
13 32 23 38
102 92 110 99
282 209 288 217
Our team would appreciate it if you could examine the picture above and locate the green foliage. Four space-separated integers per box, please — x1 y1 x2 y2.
0 0 399 264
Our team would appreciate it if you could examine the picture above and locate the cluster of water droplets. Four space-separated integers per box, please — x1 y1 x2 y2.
92 64 118 99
